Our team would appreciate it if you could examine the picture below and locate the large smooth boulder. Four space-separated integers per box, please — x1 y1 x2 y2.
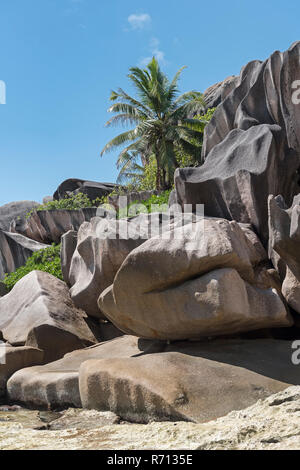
7 336 164 409
0 346 43 399
0 230 48 280
62 213 194 319
79 339 299 423
0 201 39 232
100 268 291 340
269 194 300 313
53 178 118 201
10 208 106 244
175 42 300 245
98 219 291 339
0 271 101 362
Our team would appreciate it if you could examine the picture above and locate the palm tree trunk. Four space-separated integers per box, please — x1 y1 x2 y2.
154 144 162 191
156 166 162 190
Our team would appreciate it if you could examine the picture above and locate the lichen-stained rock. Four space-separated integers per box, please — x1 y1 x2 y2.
268 194 300 313
10 208 111 245
0 201 39 232
175 42 300 244
98 219 292 340
0 346 43 399
0 230 48 280
79 339 300 424
62 213 192 319
53 178 118 201
0 271 101 361
7 336 164 409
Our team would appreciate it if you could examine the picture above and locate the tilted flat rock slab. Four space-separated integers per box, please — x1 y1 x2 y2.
7 336 165 409
0 230 48 280
0 271 101 362
79 339 300 424
0 346 43 399
10 208 106 244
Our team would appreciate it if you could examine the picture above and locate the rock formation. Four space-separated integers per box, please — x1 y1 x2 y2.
269 194 300 313
0 271 101 362
62 213 191 319
53 178 118 201
0 201 39 231
0 346 43 399
175 41 300 244
0 230 48 280
98 218 292 339
2 43 300 439
79 339 299 424
7 336 162 409
10 207 104 244
202 75 239 111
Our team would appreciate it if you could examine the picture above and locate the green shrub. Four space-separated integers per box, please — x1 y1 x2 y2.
26 193 106 218
3 244 63 291
118 190 171 218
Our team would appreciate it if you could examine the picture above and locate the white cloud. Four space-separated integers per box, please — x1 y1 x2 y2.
140 37 166 66
128 13 151 30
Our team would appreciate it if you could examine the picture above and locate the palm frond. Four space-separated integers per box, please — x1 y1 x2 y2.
100 129 138 156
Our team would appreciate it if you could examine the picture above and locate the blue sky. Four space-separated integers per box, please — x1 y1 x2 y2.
0 0 299 205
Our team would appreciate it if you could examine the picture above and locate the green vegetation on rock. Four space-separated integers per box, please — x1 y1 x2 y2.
118 190 171 218
26 193 104 218
3 244 63 291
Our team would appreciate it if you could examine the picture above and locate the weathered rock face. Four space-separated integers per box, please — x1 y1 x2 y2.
0 201 39 232
0 271 101 362
79 339 299 424
10 208 103 244
0 230 48 280
62 213 192 319
175 125 299 245
100 268 291 340
0 346 43 399
269 194 300 313
175 42 300 245
202 75 239 111
61 218 147 318
98 218 291 339
53 178 118 201
7 336 164 409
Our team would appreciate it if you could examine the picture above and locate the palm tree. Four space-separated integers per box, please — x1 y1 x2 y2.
101 57 206 190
